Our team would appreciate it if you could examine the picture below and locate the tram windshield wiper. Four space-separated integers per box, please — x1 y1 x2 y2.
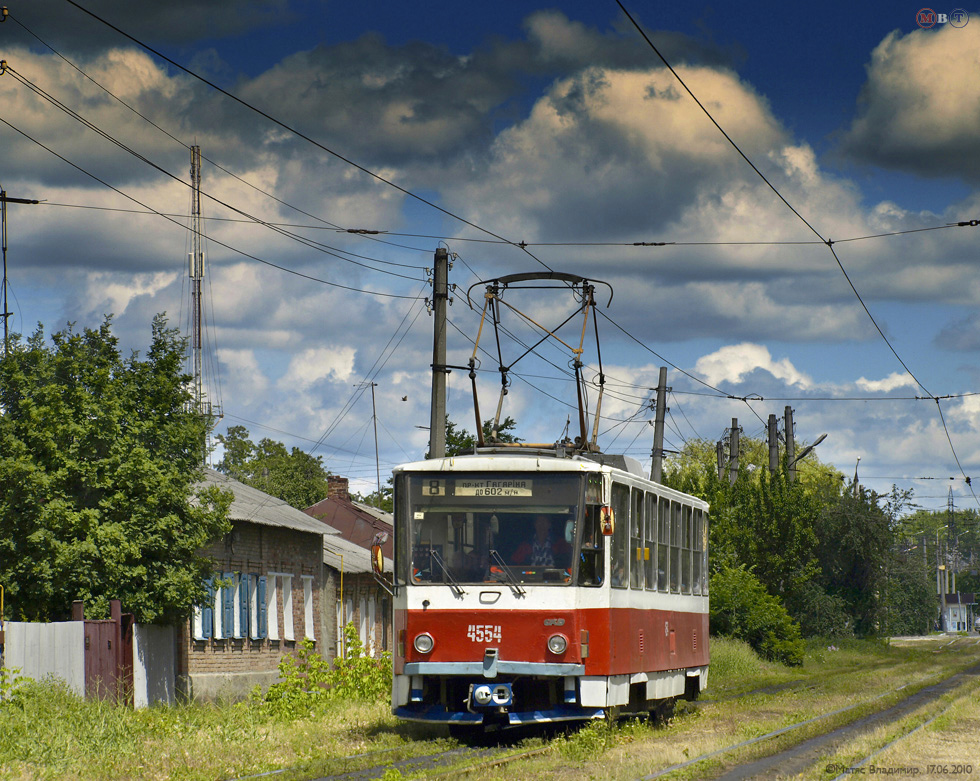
429 548 465 597
489 549 526 597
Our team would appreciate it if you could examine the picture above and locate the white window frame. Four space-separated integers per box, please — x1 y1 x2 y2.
302 575 315 641
282 574 294 641
266 573 280 641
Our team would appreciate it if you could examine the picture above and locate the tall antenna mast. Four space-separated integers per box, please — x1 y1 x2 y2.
189 145 204 412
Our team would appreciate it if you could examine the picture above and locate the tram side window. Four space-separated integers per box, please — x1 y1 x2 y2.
657 497 669 592
644 493 657 590
610 483 629 589
630 488 644 590
702 512 710 595
692 509 703 596
578 505 604 587
670 501 682 593
681 505 692 594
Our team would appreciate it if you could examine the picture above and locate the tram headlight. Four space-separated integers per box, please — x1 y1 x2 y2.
413 632 434 654
547 633 568 655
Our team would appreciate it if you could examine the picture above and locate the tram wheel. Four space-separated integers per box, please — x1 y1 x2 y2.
648 698 675 724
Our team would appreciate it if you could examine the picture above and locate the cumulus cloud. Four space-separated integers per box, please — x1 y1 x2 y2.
841 24 980 180
694 343 812 388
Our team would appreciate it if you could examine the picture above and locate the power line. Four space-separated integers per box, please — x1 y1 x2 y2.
0 115 422 300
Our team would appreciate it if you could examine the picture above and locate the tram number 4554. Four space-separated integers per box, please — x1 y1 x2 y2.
467 625 502 643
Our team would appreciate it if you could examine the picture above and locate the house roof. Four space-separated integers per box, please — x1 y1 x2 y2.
198 469 339 538
940 592 976 605
304 493 393 557
322 533 391 575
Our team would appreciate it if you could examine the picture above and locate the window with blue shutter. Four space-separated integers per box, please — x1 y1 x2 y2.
238 573 249 638
257 575 268 639
222 571 234 638
201 577 215 639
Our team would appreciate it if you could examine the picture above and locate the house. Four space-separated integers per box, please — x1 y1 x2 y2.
305 476 393 658
939 592 975 632
178 469 337 701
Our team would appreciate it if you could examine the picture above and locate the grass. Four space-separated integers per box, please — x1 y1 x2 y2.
1 635 977 779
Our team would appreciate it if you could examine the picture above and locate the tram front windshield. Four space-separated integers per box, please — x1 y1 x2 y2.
402 472 583 586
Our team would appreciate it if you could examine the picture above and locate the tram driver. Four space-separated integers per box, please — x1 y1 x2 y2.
510 514 571 568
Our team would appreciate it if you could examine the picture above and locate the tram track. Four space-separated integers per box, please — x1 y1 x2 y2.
639 653 980 780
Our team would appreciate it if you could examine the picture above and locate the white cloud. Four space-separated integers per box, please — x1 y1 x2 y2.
842 24 980 178
694 343 812 388
278 347 356 390
855 372 916 393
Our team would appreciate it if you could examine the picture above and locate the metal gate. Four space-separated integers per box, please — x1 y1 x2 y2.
75 600 134 704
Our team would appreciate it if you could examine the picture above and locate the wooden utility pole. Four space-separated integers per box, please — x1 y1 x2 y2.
427 248 449 459
649 367 668 483
1 189 40 357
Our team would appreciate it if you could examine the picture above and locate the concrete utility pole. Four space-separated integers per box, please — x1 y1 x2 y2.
1 189 40 358
729 418 739 486
649 366 668 483
784 406 796 481
370 381 381 506
427 247 449 459
768 414 779 476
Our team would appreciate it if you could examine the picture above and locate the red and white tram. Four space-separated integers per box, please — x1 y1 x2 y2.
389 450 709 730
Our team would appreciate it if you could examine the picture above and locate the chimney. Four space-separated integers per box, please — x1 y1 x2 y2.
327 475 350 501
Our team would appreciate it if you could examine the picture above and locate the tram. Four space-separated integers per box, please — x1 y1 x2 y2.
381 271 709 730
388 450 708 729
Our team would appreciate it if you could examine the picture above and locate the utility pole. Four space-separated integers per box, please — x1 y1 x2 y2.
1 188 40 358
189 146 205 414
370 381 381 507
784 406 796 482
729 418 739 486
427 247 449 459
716 440 725 481
768 413 778 476
649 367 668 483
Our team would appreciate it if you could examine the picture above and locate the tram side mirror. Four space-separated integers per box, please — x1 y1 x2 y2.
600 506 615 536
371 543 384 577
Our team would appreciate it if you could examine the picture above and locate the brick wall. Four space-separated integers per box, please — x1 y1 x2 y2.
177 521 333 700
337 572 391 658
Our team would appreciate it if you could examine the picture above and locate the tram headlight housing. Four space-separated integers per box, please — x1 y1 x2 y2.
547 633 568 655
413 632 434 654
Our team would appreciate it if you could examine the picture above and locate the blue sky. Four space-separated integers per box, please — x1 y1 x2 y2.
2 1 979 513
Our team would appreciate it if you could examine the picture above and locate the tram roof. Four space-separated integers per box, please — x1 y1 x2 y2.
393 453 708 508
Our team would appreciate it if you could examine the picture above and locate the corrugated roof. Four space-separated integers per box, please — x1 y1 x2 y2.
322 534 386 575
198 469 339 538
304 494 393 557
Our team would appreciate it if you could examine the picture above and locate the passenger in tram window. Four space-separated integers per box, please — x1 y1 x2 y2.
511 514 571 567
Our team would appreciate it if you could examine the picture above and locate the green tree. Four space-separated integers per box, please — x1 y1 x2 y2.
709 562 805 665
215 426 330 509
0 316 231 623
429 415 522 458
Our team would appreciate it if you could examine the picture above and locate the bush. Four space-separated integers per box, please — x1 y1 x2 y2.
261 623 392 717
710 563 805 666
